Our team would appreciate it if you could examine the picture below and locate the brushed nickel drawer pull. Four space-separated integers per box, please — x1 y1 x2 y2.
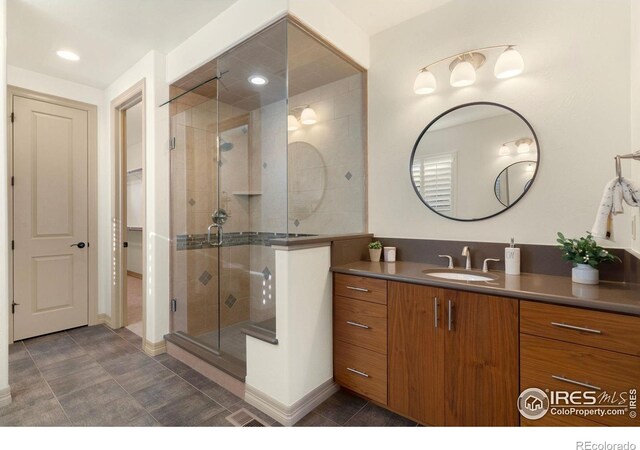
448 300 454 331
346 286 370 293
551 375 601 391
550 322 602 334
434 297 439 328
347 367 369 378
346 321 370 329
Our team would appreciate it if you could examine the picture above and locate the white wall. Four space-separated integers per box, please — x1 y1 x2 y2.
631 0 640 255
0 0 10 407
106 51 170 345
369 0 633 247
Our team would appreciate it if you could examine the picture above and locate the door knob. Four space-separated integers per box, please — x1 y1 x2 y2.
70 242 86 249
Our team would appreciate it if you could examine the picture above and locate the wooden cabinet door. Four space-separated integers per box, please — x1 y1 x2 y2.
443 290 519 426
388 282 445 426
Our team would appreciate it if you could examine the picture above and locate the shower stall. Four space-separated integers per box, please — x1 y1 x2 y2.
166 18 366 379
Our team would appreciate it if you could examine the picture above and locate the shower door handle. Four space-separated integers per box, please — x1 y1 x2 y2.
207 224 221 247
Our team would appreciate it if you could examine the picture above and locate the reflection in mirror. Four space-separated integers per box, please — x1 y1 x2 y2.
494 161 536 207
288 141 326 220
410 102 539 221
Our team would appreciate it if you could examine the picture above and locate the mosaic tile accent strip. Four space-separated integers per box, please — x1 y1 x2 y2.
199 270 212 286
176 232 315 251
224 294 237 309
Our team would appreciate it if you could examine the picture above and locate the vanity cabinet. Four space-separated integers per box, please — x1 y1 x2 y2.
333 274 388 405
388 282 519 426
520 301 640 427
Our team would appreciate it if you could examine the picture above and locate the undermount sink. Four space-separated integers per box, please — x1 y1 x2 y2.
422 270 496 282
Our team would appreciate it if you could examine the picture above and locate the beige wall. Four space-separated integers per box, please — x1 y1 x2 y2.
369 0 634 247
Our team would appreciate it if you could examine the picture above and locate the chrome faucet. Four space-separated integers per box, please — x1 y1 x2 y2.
438 254 454 269
461 246 471 270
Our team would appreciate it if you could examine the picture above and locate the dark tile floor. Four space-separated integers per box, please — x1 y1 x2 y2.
0 325 416 427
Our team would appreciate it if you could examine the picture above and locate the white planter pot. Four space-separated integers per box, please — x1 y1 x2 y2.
572 263 599 285
369 248 382 262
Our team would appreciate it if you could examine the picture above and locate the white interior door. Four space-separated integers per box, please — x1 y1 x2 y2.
12 95 89 340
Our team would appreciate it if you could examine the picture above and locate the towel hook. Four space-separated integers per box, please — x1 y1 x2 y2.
615 155 622 182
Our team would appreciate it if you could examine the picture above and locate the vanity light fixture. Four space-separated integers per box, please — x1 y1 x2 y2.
288 106 317 131
414 45 524 95
498 137 534 156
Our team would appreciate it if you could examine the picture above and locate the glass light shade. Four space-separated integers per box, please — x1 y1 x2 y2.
450 61 476 87
413 70 437 95
300 107 317 125
494 47 524 79
517 142 531 154
287 114 299 131
498 145 510 156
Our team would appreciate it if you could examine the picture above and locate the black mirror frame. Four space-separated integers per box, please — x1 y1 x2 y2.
493 160 538 207
409 101 540 222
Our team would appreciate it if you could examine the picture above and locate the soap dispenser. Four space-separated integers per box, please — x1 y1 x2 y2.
505 238 521 275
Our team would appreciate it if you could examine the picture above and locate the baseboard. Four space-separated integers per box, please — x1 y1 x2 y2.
143 339 167 356
97 313 113 328
127 270 142 279
0 386 12 408
245 379 338 426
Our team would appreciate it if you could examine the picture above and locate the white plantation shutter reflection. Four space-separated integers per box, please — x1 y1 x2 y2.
413 152 455 212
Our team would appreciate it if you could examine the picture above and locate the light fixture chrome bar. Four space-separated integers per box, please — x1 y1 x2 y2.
418 44 518 72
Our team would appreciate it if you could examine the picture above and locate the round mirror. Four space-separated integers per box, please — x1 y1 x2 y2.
410 102 539 221
494 160 536 207
288 141 326 220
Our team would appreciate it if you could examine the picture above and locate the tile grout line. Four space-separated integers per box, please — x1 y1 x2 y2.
22 340 73 426
65 327 162 426
340 400 370 427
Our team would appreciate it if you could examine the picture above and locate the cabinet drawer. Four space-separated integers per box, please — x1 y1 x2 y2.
334 341 387 405
334 296 387 354
521 301 640 357
521 334 639 426
334 274 387 305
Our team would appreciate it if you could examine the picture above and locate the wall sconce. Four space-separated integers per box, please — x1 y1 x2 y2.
414 45 524 95
288 106 317 131
498 137 534 156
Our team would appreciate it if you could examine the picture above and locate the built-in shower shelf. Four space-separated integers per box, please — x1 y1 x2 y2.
232 191 262 196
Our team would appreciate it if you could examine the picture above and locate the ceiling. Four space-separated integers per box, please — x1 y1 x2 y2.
8 0 238 88
327 0 454 36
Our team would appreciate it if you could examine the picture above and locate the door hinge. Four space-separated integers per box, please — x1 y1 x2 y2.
10 112 14 123
170 298 177 312
11 302 19 314
169 137 176 150
123 242 128 248
11 240 14 250
10 176 14 186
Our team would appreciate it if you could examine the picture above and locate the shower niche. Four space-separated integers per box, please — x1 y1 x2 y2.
167 18 367 378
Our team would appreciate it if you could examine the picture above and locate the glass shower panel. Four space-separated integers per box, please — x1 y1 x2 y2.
215 21 288 363
169 75 221 353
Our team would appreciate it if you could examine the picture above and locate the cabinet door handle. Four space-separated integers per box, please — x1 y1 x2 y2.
550 322 602 334
448 300 454 331
434 297 439 328
551 375 601 391
346 286 369 293
346 321 370 329
347 367 369 378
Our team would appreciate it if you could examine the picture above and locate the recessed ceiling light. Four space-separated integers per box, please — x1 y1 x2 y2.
248 75 268 86
56 50 80 61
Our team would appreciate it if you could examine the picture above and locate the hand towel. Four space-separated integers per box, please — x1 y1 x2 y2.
591 177 640 239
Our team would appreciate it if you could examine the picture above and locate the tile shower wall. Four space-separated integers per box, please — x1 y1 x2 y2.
287 74 366 234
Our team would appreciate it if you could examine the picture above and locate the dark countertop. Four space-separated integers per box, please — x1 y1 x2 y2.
331 261 640 316
271 233 373 247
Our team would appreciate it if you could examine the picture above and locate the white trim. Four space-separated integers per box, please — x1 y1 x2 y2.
244 379 338 426
143 339 167 357
271 242 331 252
97 313 113 328
0 386 11 408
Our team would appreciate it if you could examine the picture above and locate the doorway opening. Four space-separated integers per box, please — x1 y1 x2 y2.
111 81 146 339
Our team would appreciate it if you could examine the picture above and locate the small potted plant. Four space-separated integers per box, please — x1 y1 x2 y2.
368 241 383 262
556 232 620 284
